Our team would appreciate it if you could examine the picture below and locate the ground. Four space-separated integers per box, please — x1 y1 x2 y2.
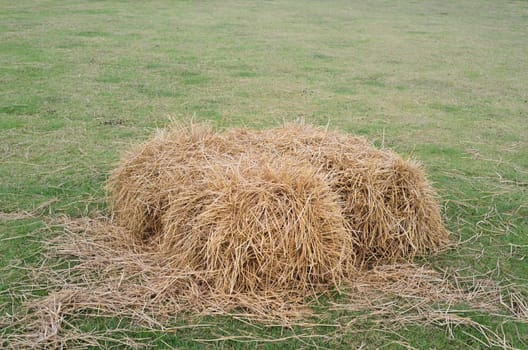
0 0 527 348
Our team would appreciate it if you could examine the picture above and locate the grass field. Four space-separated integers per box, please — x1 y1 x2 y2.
1 0 527 348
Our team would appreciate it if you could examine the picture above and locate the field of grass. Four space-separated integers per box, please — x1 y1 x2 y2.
1 0 527 348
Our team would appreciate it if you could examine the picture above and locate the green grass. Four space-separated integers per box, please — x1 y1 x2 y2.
1 0 527 348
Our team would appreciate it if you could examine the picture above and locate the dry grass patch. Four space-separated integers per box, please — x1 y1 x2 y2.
104 122 450 308
4 123 486 348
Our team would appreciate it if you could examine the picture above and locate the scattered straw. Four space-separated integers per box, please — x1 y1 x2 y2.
2 217 521 349
10 123 521 349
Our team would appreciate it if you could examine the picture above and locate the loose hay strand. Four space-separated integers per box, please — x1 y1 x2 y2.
2 218 517 349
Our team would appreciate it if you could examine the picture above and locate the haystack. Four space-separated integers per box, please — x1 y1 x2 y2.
107 123 448 299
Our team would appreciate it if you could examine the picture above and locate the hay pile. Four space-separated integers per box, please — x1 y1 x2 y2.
107 123 449 300
13 123 528 350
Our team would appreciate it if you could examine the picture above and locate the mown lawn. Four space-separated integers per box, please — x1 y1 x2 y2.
1 0 527 348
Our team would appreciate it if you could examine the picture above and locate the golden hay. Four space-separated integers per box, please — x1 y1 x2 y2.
7 124 523 350
107 123 449 298
160 155 355 294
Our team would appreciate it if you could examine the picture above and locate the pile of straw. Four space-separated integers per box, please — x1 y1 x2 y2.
0 124 460 349
107 123 449 299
